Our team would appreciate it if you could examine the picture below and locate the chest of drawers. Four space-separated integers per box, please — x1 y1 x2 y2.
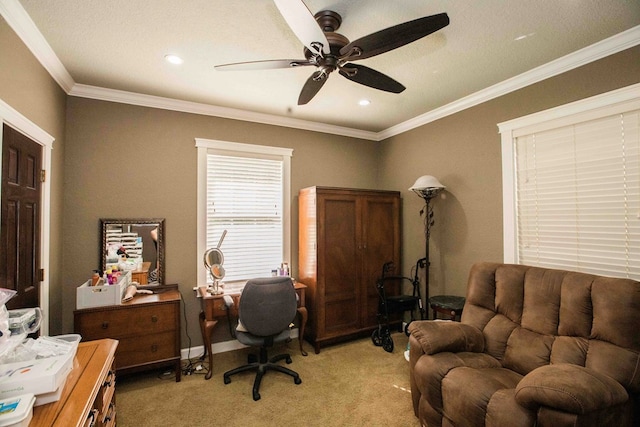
74 289 181 381
32 339 117 427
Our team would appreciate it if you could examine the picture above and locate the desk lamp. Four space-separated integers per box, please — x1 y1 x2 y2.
409 175 445 307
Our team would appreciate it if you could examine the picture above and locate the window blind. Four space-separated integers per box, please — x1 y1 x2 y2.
206 153 284 282
515 109 640 279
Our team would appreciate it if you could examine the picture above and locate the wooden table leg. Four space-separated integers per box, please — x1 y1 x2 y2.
199 310 218 380
296 307 308 356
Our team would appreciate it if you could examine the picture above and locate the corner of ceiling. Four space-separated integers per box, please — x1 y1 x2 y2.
0 0 75 93
3 0 639 142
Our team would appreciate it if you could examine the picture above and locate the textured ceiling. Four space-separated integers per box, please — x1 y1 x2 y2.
13 0 640 135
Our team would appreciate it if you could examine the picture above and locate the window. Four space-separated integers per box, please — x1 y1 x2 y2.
196 139 292 285
499 84 640 279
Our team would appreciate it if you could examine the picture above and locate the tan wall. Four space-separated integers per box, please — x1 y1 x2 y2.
63 98 380 341
2 11 639 348
0 17 67 334
379 46 640 300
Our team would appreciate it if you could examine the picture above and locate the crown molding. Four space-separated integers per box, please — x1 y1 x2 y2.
0 0 74 93
69 84 379 141
378 25 640 140
2 0 638 142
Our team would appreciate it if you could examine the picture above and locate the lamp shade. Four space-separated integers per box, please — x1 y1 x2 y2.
410 175 445 199
409 175 445 191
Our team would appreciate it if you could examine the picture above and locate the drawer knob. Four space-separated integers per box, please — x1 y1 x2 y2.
103 370 115 387
151 344 158 352
151 315 158 322
101 321 109 329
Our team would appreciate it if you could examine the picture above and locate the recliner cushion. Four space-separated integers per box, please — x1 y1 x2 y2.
414 352 502 426
442 367 522 427
515 364 628 413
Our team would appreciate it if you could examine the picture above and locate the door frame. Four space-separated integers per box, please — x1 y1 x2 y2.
0 98 54 335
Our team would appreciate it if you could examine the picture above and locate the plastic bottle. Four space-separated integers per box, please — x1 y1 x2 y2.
91 272 100 286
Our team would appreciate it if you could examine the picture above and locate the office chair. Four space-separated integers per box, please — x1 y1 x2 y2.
223 276 302 400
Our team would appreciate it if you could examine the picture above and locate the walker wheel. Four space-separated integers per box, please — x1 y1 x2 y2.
404 321 412 336
382 335 394 353
371 329 383 346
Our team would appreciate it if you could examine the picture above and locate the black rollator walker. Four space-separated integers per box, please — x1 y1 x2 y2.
371 258 426 352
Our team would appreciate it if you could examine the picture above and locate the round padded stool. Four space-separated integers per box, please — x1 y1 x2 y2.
429 295 465 321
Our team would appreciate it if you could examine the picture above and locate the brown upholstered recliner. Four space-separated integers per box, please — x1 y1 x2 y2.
408 262 640 427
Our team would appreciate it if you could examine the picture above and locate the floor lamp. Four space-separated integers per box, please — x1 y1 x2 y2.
409 175 445 309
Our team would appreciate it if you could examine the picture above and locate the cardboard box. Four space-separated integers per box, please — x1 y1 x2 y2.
76 270 131 309
0 351 73 400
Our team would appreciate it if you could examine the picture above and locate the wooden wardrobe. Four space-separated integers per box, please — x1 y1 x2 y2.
298 187 401 353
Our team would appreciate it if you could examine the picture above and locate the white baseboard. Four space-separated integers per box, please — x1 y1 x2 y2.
180 328 299 361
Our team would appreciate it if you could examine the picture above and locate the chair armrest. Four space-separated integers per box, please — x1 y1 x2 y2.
407 320 484 355
515 364 628 414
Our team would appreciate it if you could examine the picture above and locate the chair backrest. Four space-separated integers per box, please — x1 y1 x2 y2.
239 277 297 337
461 262 640 393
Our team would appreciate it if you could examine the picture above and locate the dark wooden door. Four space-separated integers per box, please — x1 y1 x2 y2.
360 194 401 327
318 193 359 337
1 124 42 310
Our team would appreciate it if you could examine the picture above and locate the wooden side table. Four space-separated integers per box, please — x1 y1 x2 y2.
429 295 465 321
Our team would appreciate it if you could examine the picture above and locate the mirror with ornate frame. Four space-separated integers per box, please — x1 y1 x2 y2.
101 218 165 285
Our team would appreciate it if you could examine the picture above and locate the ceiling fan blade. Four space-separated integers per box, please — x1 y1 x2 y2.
273 0 330 56
298 71 329 105
215 59 313 71
339 64 405 93
339 13 449 61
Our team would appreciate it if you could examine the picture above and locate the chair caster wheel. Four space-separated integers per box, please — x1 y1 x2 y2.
253 392 261 401
294 377 302 385
223 375 231 384
285 356 292 364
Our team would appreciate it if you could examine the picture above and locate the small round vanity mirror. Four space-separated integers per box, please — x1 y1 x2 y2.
203 248 225 280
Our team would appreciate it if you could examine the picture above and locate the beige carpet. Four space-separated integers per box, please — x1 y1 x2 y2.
116 332 420 427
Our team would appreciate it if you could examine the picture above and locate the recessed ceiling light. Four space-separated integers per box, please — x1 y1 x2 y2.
359 99 371 106
164 54 183 65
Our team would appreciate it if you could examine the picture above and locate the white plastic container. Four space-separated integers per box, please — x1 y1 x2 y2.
52 334 81 355
7 308 41 336
0 350 74 400
76 270 131 309
0 393 35 427
33 364 72 406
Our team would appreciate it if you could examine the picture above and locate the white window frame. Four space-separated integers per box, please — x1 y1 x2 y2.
195 138 293 287
499 83 640 270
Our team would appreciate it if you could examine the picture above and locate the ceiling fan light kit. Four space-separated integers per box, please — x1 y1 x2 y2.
215 0 449 105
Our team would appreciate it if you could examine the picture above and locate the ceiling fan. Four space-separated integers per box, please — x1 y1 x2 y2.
215 0 449 105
